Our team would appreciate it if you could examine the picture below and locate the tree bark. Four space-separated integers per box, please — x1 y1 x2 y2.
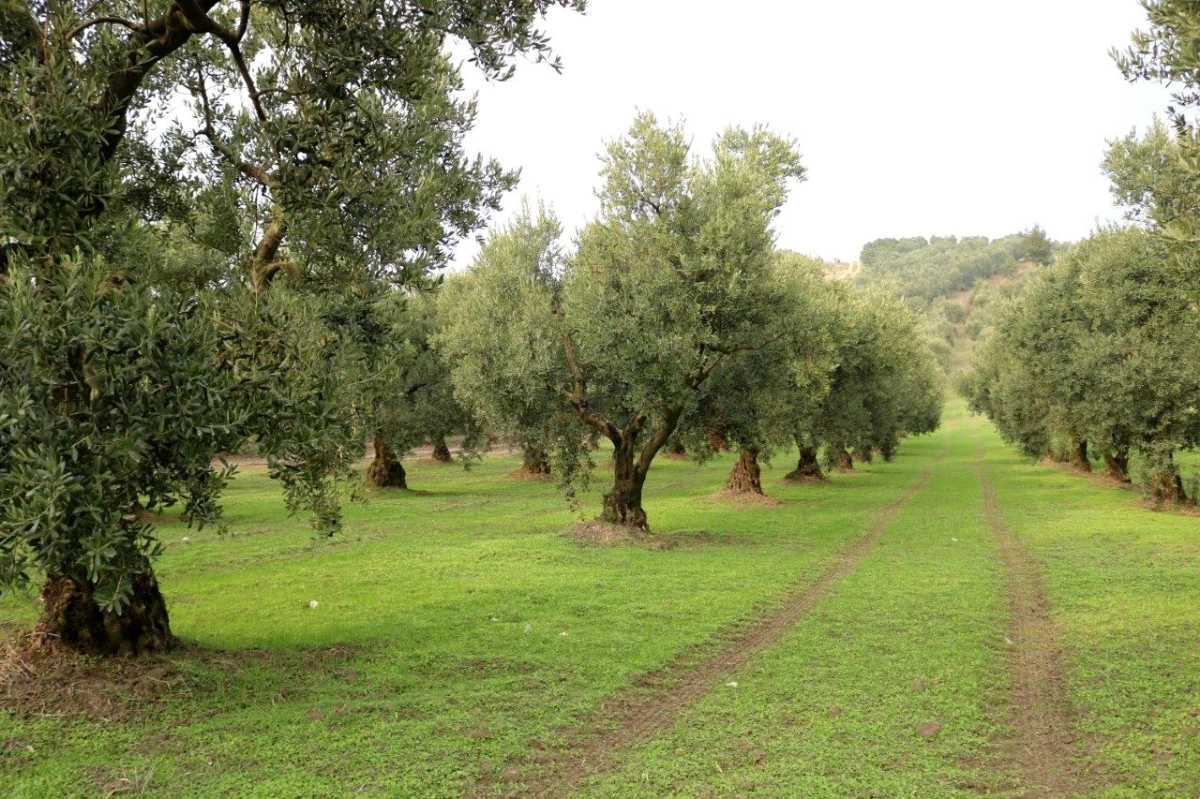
665 439 688 461
852 444 874 464
602 436 649 530
520 444 551 476
1146 450 1187 504
367 437 407 489
830 442 854 472
1102 449 1131 484
431 434 453 464
785 445 825 481
1070 439 1091 473
37 566 174 657
724 448 764 494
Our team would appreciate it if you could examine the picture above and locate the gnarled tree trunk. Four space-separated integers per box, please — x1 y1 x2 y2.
431 434 453 464
852 444 874 464
830 442 854 472
724 448 764 494
603 436 649 530
1070 439 1091 473
367 436 407 488
785 445 824 481
1102 448 1131 483
520 444 551 476
1145 449 1187 504
37 566 174 657
665 438 688 461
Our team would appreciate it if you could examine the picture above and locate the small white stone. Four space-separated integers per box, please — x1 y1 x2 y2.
726 681 739 688
951 537 958 542
308 600 320 610
523 624 532 634
182 536 191 543
1004 636 1014 645
490 617 499 622
559 631 569 637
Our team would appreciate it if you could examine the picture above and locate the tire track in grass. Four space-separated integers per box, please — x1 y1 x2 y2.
477 449 945 798
974 438 1088 797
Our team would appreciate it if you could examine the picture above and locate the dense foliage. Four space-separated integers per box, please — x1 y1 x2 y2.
440 118 945 525
858 235 1018 301
0 0 584 654
964 227 1200 500
965 3 1200 503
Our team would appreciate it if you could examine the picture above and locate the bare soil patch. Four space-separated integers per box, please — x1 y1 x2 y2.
782 473 826 484
480 452 943 797
568 521 679 550
508 467 551 481
0 633 361 722
0 632 194 721
975 452 1093 796
709 489 783 507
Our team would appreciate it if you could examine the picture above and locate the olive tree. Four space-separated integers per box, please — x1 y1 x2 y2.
783 283 943 477
436 206 575 480
966 227 1200 500
0 0 583 654
357 291 480 489
439 115 806 528
676 251 837 495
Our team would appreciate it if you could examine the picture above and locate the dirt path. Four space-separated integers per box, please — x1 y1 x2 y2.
974 446 1088 797
478 455 943 797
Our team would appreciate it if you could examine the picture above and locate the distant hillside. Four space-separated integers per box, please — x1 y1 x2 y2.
849 229 1063 373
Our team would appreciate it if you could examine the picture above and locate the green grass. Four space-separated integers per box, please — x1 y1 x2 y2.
582 406 1008 797
982 424 1200 797
2 402 1199 797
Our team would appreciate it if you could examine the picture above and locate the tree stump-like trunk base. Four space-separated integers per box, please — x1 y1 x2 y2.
601 499 648 531
368 438 408 489
1102 452 1131 484
724 450 764 495
431 439 453 464
1071 440 1091 473
784 447 825 482
36 571 174 657
519 445 551 477
1147 471 1188 505
834 449 854 472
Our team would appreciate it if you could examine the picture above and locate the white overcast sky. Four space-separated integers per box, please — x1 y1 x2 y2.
453 0 1173 265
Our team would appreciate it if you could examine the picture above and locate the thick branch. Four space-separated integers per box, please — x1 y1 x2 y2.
96 0 223 164
635 406 683 478
553 301 622 439
562 389 620 442
248 213 289 293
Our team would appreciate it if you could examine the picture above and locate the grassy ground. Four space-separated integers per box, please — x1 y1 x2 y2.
2 402 1199 797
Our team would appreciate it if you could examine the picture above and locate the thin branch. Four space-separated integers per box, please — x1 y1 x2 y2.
175 0 268 122
688 330 788 387
228 43 268 123
193 68 278 189
235 0 251 41
67 15 145 40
